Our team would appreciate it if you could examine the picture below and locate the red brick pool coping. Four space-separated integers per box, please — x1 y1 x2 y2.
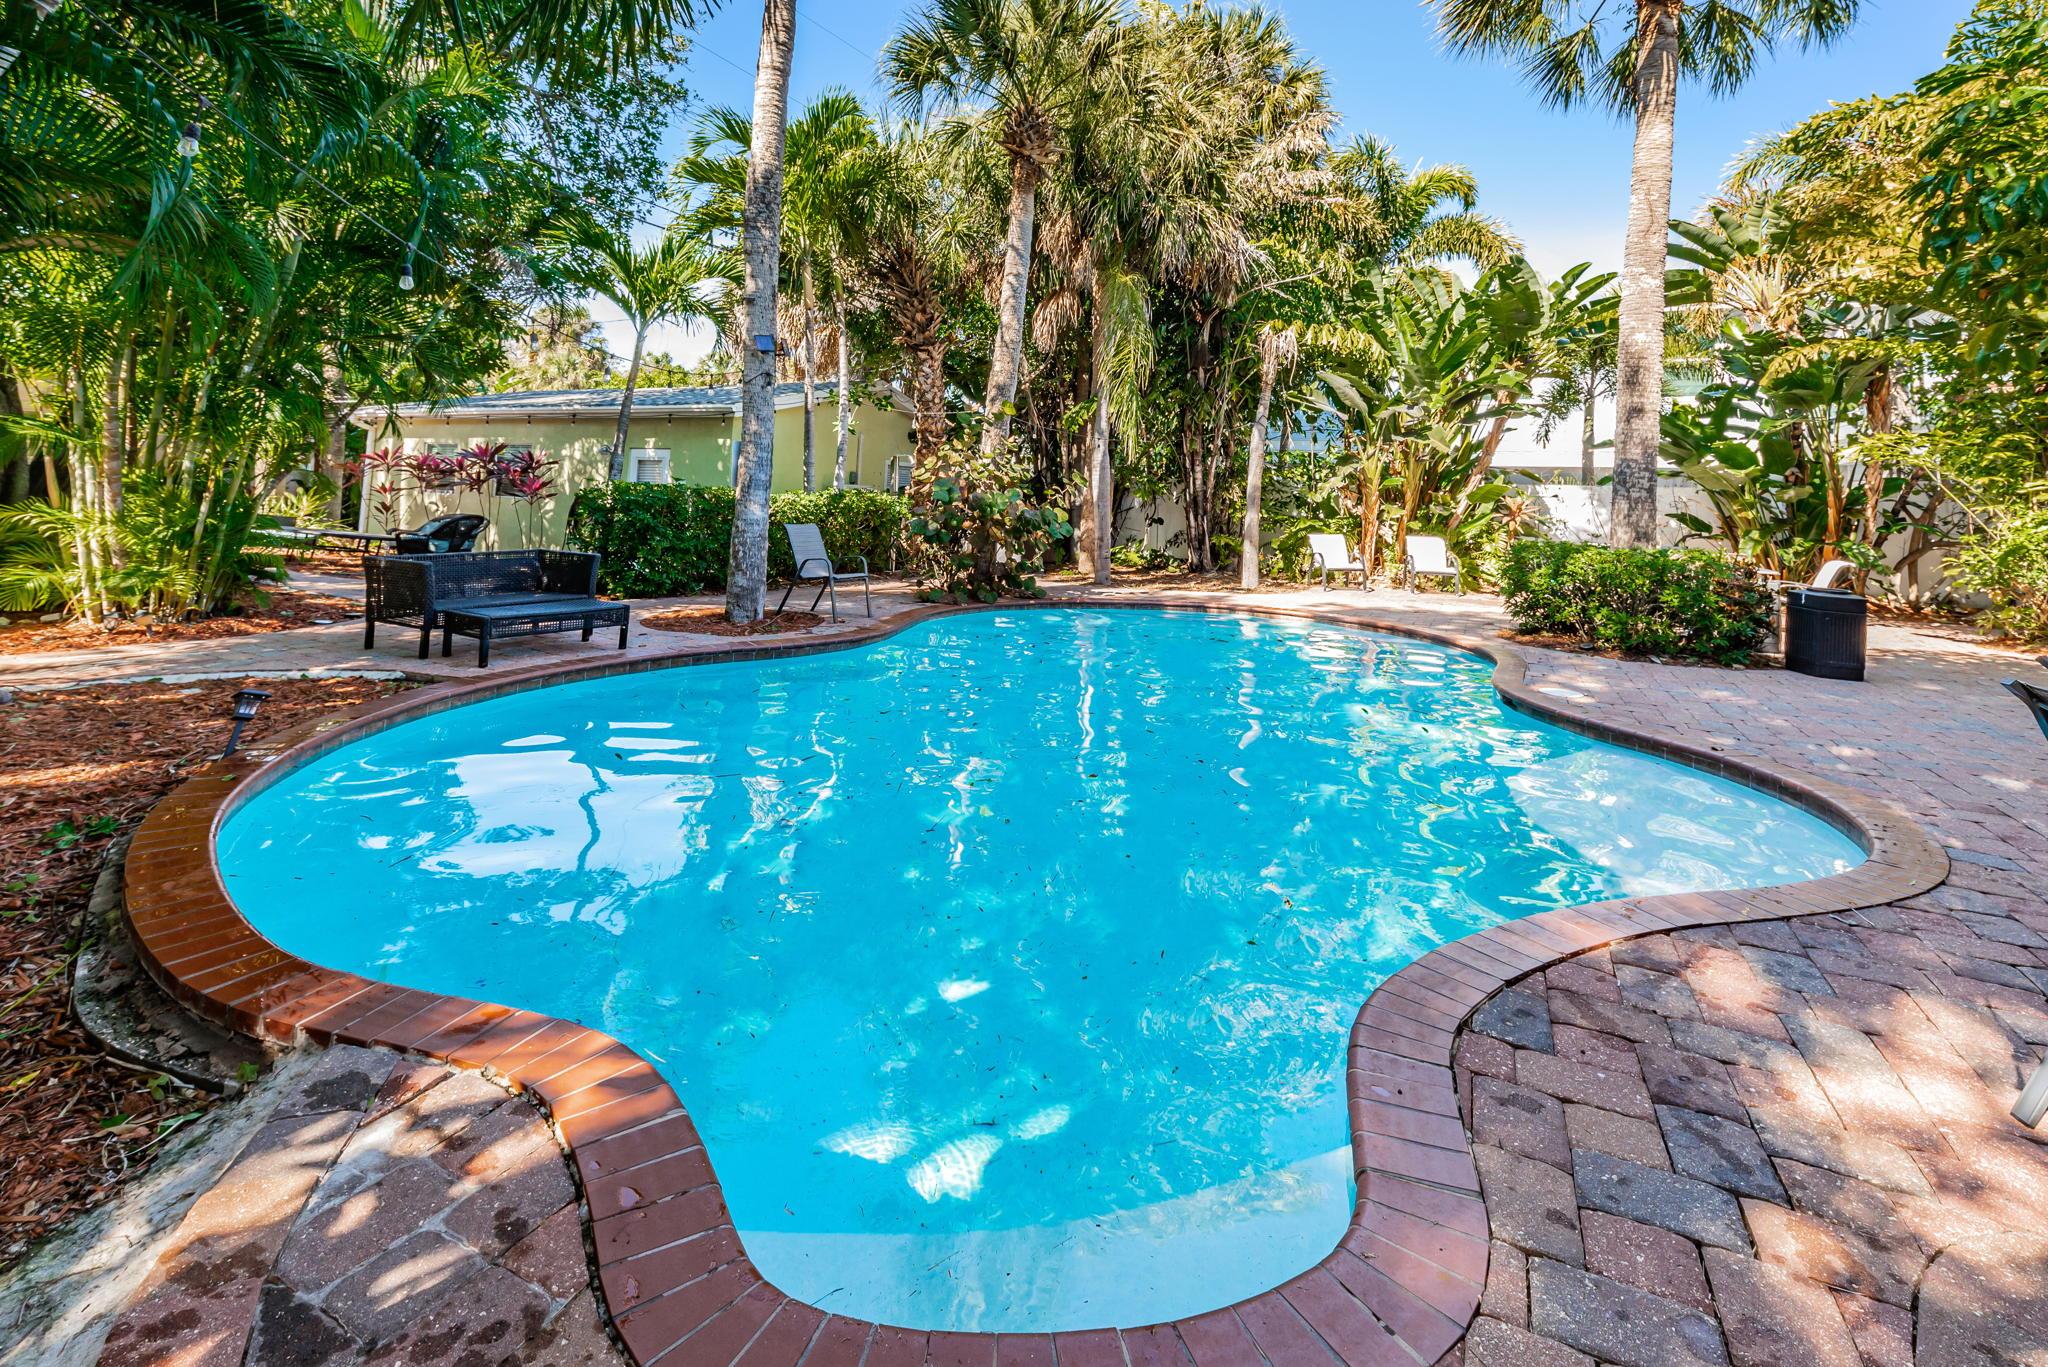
121 597 1947 1367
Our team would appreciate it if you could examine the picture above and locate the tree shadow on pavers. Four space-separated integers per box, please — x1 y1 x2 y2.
1916 1231 2048 1366
0 1050 335 1367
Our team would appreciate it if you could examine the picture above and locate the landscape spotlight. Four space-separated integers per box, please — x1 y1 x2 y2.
221 688 271 758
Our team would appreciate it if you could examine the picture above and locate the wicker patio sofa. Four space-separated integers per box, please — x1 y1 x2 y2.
364 549 627 667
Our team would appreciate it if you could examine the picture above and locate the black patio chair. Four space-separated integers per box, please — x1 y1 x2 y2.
393 513 489 555
2000 676 2048 1129
2005 678 2048 743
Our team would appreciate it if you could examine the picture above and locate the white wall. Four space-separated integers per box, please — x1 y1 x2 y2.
1522 478 1712 548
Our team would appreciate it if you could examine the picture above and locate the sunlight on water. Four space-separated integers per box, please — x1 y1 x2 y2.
218 610 1859 1330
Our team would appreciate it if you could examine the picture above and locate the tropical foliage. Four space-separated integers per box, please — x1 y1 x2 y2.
1661 0 2048 636
1428 0 1869 548
565 481 908 598
907 440 1071 602
1500 540 1773 663
7 0 2046 641
0 0 698 620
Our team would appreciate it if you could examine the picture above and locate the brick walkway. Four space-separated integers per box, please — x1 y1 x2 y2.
0 584 930 689
97 1046 626 1366
1440 625 2048 1367
82 587 2048 1365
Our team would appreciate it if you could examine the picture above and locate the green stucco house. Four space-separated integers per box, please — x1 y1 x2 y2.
352 382 917 549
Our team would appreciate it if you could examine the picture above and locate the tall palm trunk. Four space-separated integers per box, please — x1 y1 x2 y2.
1581 368 1598 486
1088 288 1112 584
909 340 947 495
100 343 129 564
1609 0 1680 548
981 156 1042 455
833 297 853 488
724 0 796 624
1239 339 1285 590
801 259 817 491
611 324 648 481
1859 363 1893 550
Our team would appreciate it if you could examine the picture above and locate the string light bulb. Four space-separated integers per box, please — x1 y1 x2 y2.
398 254 416 291
176 120 201 157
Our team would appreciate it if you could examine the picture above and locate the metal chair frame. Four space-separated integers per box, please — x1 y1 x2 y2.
775 524 871 619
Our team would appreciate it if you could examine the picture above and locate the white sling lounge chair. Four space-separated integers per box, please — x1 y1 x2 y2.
1763 558 1857 595
1811 559 1855 589
777 522 871 619
1308 533 1366 590
1403 535 1463 593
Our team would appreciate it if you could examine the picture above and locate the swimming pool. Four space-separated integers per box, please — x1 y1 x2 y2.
217 609 1860 1331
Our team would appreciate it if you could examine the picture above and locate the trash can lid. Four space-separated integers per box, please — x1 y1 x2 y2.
1788 585 1867 611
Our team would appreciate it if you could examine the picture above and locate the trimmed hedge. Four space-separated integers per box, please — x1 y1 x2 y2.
1500 540 1772 664
565 483 910 598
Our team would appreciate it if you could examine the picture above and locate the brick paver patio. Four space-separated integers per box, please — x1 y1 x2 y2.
97 1045 626 1365
0 584 931 690
60 586 2048 1364
1440 618 2048 1367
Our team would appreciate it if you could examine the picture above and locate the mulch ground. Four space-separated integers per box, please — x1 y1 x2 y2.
0 676 415 1270
640 607 828 636
0 589 362 657
269 548 371 577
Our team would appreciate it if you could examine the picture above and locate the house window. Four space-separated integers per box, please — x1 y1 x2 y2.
886 454 915 492
629 448 672 484
492 445 535 497
412 441 462 489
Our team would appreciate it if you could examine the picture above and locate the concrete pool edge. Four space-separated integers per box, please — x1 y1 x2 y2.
121 596 1948 1366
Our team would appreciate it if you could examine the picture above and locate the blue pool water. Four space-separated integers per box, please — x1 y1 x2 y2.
218 610 1859 1330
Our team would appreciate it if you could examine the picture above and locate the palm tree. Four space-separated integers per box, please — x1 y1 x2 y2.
885 0 1128 457
679 91 882 491
1329 134 1516 272
1233 136 1519 581
1123 0 1334 572
1541 326 1618 486
547 216 727 478
1239 323 1298 589
724 0 795 625
853 125 974 490
1428 0 1866 546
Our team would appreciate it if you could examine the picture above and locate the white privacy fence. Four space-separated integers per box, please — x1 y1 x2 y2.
1516 478 1713 548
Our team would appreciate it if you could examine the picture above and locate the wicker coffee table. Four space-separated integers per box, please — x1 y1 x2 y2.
438 598 629 667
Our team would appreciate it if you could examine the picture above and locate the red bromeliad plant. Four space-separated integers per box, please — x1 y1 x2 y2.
347 445 562 546
352 448 415 535
477 444 563 545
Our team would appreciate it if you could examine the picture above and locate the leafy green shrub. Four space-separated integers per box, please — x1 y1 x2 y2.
1951 498 2048 643
908 443 1072 603
1110 540 1174 571
565 484 909 598
1501 540 1772 663
2 470 281 618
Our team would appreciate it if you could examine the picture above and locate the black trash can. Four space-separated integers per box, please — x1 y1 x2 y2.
1785 586 1867 680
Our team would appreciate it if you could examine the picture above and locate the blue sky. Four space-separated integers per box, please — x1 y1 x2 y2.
607 0 1975 362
